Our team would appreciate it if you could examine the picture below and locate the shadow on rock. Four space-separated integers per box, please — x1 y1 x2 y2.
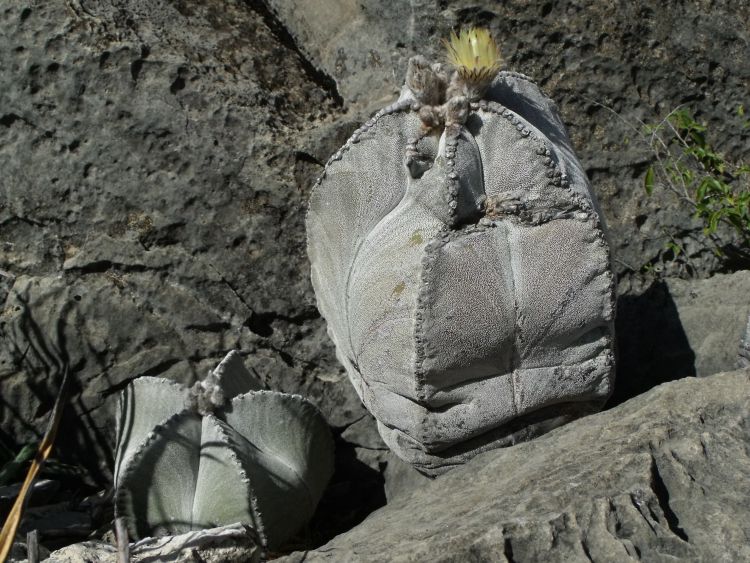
1 289 112 486
609 280 696 406
299 435 387 551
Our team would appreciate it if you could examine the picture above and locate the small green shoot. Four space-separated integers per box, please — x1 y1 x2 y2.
0 444 38 487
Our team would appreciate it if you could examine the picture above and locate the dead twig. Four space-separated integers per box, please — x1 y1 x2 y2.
0 366 70 563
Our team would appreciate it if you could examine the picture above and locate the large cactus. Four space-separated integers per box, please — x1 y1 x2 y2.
307 30 615 476
113 351 334 550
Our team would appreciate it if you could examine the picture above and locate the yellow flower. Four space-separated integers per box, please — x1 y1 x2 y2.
444 28 502 85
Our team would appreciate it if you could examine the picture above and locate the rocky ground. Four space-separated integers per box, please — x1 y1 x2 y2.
1 0 749 561
277 370 750 562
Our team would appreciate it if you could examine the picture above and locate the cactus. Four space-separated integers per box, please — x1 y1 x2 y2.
306 30 615 476
113 351 334 550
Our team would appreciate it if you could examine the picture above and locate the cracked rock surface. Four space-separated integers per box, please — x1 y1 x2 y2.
0 0 360 484
278 370 750 562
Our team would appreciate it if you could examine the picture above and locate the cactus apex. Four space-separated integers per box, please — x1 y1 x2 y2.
444 27 502 90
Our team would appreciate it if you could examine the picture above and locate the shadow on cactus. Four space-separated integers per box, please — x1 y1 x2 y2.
113 351 334 551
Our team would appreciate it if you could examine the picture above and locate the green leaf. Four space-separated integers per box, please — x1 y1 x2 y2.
696 177 710 202
644 166 655 196
642 106 750 269
707 211 721 234
0 443 38 486
665 241 682 257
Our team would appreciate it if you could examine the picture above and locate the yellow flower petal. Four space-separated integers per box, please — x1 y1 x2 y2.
444 27 502 84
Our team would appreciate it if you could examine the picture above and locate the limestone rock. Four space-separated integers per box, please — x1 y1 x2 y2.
666 271 750 376
614 271 750 404
0 0 359 483
277 370 750 562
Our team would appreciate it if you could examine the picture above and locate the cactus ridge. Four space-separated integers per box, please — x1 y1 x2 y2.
114 410 195 539
314 98 414 177
478 102 586 195
413 225 449 404
227 390 335 505
227 394 314 506
199 413 268 550
114 377 189 487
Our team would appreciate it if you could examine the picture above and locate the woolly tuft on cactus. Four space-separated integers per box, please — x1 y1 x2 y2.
306 29 616 476
113 351 334 550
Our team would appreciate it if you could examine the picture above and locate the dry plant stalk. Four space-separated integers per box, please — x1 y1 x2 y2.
0 367 69 563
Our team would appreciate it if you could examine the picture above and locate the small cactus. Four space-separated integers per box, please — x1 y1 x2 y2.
306 30 615 476
113 351 334 550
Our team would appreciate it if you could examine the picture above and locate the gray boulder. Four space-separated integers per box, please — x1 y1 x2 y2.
277 369 750 562
0 0 363 484
665 271 750 376
613 270 750 405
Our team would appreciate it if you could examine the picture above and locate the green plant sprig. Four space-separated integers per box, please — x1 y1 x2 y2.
643 108 750 251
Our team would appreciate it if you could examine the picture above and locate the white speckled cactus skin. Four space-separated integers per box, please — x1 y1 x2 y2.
307 59 616 476
113 351 334 550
